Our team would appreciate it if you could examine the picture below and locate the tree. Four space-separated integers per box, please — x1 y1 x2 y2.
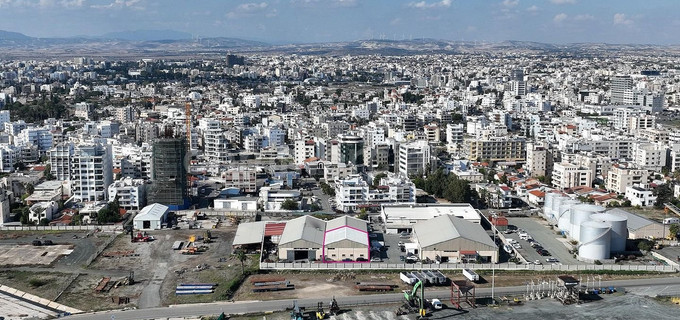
637 239 654 252
235 249 247 275
357 208 368 221
670 224 680 241
310 203 321 212
39 218 50 226
372 173 387 188
654 184 674 209
281 199 299 210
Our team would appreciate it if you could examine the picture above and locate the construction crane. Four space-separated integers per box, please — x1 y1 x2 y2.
403 280 427 317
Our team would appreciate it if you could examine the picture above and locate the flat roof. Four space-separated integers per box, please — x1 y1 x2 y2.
382 204 481 221
233 221 266 246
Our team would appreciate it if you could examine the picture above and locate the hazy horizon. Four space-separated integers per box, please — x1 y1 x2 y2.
0 0 678 45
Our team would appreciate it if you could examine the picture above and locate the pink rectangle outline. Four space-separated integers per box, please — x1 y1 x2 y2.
322 225 371 263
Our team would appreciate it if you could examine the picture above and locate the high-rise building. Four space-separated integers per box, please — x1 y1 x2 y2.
71 143 113 202
398 140 431 177
338 134 364 168
226 54 245 67
49 142 74 180
611 75 633 104
148 138 188 209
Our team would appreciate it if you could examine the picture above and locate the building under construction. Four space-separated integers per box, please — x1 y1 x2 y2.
148 138 189 210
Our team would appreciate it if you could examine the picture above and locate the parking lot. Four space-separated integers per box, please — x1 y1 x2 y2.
507 217 579 265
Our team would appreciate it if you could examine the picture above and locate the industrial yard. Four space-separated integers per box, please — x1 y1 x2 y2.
228 294 680 320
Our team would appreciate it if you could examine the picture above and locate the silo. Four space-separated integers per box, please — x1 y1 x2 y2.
551 195 566 218
579 220 611 261
544 192 555 219
570 204 606 242
591 212 628 252
557 200 580 233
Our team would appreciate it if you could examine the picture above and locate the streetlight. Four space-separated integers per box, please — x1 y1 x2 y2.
491 224 496 305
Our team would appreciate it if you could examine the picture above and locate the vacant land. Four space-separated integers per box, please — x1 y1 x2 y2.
0 270 73 301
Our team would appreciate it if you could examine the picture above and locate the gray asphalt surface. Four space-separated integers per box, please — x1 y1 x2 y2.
65 277 680 320
508 218 579 265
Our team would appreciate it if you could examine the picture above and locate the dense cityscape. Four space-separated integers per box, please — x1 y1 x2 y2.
1 1 680 320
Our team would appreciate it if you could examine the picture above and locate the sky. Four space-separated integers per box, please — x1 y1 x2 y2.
0 0 678 45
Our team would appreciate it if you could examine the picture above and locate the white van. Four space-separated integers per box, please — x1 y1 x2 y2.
518 232 529 240
663 218 680 225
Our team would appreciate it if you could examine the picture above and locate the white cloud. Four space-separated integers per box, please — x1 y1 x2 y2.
407 0 452 9
0 0 84 8
526 5 538 12
91 0 143 9
237 2 268 12
574 14 594 21
332 0 357 7
613 13 633 25
390 18 401 26
550 0 576 4
501 0 518 8
553 13 567 23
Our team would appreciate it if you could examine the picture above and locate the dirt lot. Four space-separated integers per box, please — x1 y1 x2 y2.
78 226 238 309
0 244 74 267
0 270 73 300
234 271 407 301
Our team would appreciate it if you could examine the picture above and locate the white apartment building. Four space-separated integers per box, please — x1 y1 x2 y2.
624 184 657 207
259 186 301 211
48 142 74 180
632 143 666 171
606 165 648 194
294 138 316 165
334 174 415 212
552 162 593 190
526 142 549 177
108 177 147 210
398 140 431 177
446 123 464 151
423 124 440 142
203 120 230 164
0 144 20 173
16 127 53 154
71 143 114 202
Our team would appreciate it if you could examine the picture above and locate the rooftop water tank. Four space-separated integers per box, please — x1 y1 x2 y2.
579 220 611 261
570 204 605 242
592 212 628 252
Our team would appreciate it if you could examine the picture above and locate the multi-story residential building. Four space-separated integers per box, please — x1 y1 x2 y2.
116 105 136 123
74 102 95 120
108 177 146 210
640 128 670 145
203 120 230 164
423 123 440 142
4 120 27 136
632 142 666 171
221 167 258 193
0 144 20 173
398 140 431 177
446 123 464 151
606 164 648 194
48 142 74 180
71 143 113 202
259 186 301 211
525 142 551 177
334 174 415 212
0 110 10 129
468 137 526 162
294 138 316 165
624 184 657 207
552 162 593 190
16 127 53 154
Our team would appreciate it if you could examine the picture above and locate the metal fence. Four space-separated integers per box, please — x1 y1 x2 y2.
260 262 676 272
0 225 119 231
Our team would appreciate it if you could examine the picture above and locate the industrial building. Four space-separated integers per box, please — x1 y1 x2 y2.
411 215 498 263
276 215 369 262
381 204 482 234
148 138 189 210
133 203 169 230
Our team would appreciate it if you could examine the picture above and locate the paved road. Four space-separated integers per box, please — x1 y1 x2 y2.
65 277 680 320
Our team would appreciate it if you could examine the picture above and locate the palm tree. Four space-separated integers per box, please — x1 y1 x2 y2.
235 249 247 275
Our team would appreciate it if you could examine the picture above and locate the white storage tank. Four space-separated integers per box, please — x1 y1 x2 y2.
579 220 611 261
551 195 567 219
592 212 628 252
557 200 580 233
570 204 605 242
544 192 555 219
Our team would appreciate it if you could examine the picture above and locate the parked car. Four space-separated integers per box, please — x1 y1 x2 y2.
400 255 406 262
42 240 53 245
546 258 559 263
356 257 368 262
370 257 382 262
31 240 42 246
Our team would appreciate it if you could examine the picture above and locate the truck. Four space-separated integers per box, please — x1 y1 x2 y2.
463 268 479 282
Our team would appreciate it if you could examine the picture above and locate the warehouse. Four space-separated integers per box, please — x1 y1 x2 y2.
276 215 370 262
412 214 498 263
277 215 325 261
608 208 670 239
133 203 169 230
381 203 482 234
323 216 369 262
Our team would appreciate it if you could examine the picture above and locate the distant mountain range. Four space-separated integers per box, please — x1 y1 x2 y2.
0 29 676 58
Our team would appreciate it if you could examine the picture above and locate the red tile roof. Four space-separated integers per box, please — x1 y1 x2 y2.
264 223 286 237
